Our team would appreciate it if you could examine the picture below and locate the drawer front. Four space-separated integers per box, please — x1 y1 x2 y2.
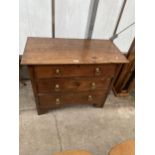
36 77 111 93
34 64 116 79
38 91 106 108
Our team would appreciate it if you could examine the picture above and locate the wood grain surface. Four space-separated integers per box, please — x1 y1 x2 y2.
38 91 106 108
34 64 116 78
36 77 111 93
21 37 128 65
109 140 135 155
52 150 93 155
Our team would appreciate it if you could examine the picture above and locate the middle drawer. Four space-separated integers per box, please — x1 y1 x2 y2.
36 77 111 94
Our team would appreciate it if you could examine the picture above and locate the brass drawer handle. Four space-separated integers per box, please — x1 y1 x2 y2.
88 95 93 101
56 98 60 105
55 84 60 91
55 68 61 75
95 67 101 75
91 82 96 90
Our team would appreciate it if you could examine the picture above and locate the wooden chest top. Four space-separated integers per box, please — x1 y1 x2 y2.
21 37 128 65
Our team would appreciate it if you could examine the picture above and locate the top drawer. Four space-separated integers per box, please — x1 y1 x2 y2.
34 64 116 79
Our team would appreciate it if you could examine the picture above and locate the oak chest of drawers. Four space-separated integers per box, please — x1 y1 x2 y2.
21 37 128 115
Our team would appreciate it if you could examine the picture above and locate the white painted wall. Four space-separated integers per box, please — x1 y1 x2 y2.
114 0 135 53
92 0 123 39
19 0 134 54
19 0 29 55
19 0 52 54
55 0 91 39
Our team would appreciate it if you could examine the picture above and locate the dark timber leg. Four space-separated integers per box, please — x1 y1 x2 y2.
37 108 49 115
93 102 105 108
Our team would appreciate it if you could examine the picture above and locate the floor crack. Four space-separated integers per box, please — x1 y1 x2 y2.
53 112 63 152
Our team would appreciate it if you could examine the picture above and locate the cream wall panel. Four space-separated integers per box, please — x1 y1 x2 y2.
114 26 135 53
116 0 135 33
19 0 134 54
55 0 91 39
114 25 135 53
19 0 52 54
19 0 29 55
92 0 123 39
114 0 135 53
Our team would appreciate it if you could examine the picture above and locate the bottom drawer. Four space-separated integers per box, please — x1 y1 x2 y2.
38 91 106 108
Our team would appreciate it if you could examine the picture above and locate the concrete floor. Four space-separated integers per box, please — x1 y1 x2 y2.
19 81 135 155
